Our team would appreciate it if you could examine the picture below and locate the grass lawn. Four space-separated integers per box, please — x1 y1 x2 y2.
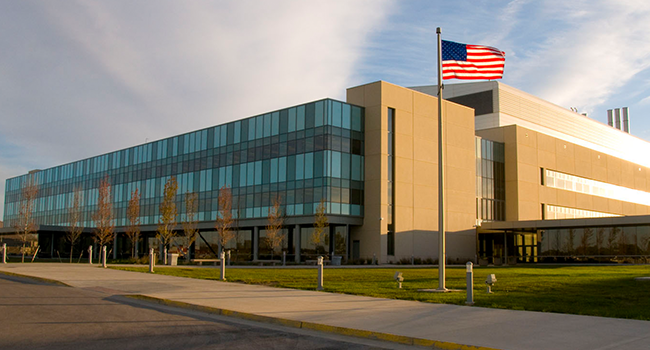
111 265 650 320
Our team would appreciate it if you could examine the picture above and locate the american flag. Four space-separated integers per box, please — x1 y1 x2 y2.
441 40 505 80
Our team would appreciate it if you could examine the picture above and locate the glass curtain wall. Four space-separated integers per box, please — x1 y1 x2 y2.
479 224 650 263
475 137 505 223
4 99 365 228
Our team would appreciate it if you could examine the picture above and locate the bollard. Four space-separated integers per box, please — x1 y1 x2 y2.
220 251 226 281
411 255 414 265
227 250 231 266
88 246 93 265
372 253 376 265
317 256 324 290
466 262 474 305
102 246 107 268
164 247 168 265
282 251 286 266
2 243 6 264
149 248 155 273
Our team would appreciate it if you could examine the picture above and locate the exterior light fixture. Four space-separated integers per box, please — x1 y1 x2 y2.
486 274 497 293
394 271 404 289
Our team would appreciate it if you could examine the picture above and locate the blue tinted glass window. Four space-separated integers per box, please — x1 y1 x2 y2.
314 151 323 178
248 119 256 140
254 161 262 185
342 104 351 129
219 167 226 188
351 155 361 181
256 116 263 139
213 127 220 148
279 157 287 182
332 101 342 127
332 151 341 178
296 154 304 180
270 158 278 183
264 114 271 137
297 106 305 131
305 152 313 179
234 122 241 143
262 160 270 184
226 166 232 187
247 162 254 186
315 102 324 126
220 125 227 146
341 153 350 179
272 112 279 136
351 107 362 131
240 163 247 186
287 155 295 181
288 108 296 132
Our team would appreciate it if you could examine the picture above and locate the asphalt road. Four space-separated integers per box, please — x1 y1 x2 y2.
0 274 410 350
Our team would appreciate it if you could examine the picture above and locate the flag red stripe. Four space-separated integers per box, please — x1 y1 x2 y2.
442 42 505 80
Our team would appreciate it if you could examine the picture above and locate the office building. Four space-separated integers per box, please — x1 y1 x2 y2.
3 80 650 263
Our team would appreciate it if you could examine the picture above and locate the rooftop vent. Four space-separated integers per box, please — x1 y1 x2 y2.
607 107 630 133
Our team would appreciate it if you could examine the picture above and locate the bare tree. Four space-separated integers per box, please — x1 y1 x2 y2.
596 228 605 255
618 229 628 255
607 227 619 255
311 199 329 255
125 188 141 259
13 175 38 263
66 188 84 263
580 227 593 256
157 177 178 253
640 235 650 255
182 191 199 260
265 196 285 260
93 176 115 251
565 229 575 256
553 230 562 256
215 186 235 254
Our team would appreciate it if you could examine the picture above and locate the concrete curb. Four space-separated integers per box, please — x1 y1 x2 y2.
0 270 72 287
125 294 500 350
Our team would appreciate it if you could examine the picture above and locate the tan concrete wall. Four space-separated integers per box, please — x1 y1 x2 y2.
477 125 650 221
347 81 476 263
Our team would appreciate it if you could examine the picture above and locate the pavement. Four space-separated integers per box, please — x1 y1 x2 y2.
1 263 649 350
0 273 403 350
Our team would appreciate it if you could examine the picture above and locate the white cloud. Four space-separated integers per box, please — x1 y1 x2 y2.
506 0 650 112
0 0 392 219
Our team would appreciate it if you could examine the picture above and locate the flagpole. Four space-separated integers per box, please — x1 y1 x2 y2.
436 27 446 291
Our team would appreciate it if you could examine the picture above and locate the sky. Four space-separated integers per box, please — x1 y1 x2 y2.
3 0 650 220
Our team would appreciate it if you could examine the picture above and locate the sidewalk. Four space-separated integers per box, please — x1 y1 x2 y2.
1 263 648 350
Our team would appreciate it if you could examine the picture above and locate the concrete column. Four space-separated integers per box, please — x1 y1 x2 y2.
504 232 508 265
253 226 259 261
294 224 301 263
345 224 350 263
329 225 335 258
51 233 55 258
113 233 117 260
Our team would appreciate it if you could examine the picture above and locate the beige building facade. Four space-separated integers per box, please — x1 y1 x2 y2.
345 80 650 264
347 81 476 263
